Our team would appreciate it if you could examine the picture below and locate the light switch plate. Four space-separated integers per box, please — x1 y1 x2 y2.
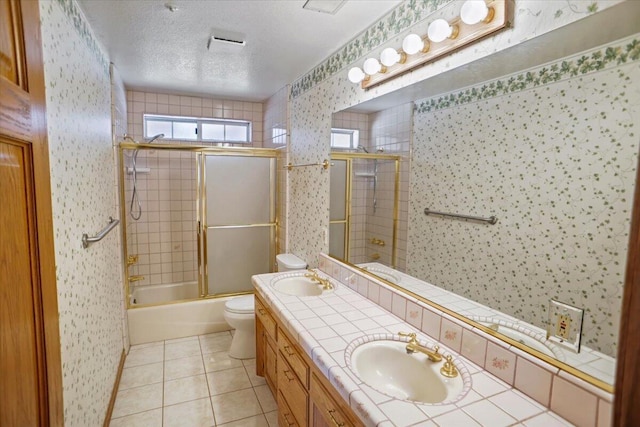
547 299 584 353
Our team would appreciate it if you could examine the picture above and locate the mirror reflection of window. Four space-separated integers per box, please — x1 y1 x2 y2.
331 128 359 149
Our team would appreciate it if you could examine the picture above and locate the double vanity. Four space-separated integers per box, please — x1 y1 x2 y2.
251 254 608 426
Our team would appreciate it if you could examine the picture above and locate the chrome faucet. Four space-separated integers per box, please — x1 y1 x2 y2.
304 269 333 290
398 331 442 362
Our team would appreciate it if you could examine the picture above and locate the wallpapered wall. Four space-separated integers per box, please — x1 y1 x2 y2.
408 37 640 356
39 0 124 425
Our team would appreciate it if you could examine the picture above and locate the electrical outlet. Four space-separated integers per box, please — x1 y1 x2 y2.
547 299 584 353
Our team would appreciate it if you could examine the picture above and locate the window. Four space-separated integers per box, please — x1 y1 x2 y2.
144 114 251 143
331 128 359 149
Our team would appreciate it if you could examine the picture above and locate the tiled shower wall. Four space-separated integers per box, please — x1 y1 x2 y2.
264 86 289 257
123 91 265 290
368 104 411 271
40 0 124 424
408 37 640 357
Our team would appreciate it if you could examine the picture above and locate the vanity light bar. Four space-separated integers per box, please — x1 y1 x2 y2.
349 0 512 89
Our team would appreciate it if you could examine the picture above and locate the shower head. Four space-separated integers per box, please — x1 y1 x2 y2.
144 133 165 143
357 145 369 153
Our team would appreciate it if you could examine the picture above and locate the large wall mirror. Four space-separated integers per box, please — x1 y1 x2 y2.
328 2 640 392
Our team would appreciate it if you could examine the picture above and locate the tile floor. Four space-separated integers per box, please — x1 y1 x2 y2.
110 331 277 427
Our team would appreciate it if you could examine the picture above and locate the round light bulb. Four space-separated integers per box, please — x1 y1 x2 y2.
427 19 453 43
348 67 366 84
363 58 382 75
402 33 424 55
460 0 489 25
380 48 401 67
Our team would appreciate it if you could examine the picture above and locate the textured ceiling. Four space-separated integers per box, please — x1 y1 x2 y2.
77 0 402 101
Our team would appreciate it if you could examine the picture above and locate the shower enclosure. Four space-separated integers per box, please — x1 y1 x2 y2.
329 153 400 267
119 142 278 308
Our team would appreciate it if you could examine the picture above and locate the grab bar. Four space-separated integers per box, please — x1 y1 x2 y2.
82 217 120 248
424 208 497 225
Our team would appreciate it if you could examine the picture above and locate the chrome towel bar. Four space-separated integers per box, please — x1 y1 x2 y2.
424 208 497 225
82 217 120 248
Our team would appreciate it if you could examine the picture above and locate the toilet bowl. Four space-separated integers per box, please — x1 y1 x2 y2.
224 295 256 359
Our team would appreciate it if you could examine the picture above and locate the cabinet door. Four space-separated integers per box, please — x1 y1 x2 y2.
265 336 277 396
310 374 357 427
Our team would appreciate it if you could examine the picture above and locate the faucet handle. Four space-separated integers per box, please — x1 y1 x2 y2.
440 355 458 378
398 331 418 343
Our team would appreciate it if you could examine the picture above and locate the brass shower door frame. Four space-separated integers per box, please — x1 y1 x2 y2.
330 152 401 269
118 142 279 309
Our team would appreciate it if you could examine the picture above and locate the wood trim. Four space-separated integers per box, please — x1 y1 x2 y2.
103 350 126 427
17 1 64 426
614 154 640 426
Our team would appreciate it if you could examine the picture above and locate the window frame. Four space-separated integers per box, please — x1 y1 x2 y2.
144 114 252 143
330 127 359 150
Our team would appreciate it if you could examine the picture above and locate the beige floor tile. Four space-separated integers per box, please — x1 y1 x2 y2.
264 410 278 427
200 333 233 354
203 350 244 372
219 414 269 427
207 367 252 395
124 345 164 368
164 354 204 381
254 384 277 413
111 383 163 419
165 339 202 361
110 408 162 427
118 362 163 390
164 374 209 406
211 389 263 424
244 363 267 387
163 397 215 427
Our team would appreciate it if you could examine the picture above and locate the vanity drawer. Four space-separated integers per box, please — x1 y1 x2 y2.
255 296 277 342
278 391 300 427
311 373 357 427
278 351 308 426
278 327 309 387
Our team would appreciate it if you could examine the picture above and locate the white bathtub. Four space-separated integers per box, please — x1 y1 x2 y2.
130 281 199 305
127 282 237 345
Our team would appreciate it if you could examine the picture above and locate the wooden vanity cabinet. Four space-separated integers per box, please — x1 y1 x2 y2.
254 292 364 427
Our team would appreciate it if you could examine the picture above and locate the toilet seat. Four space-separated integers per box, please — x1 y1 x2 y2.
225 295 254 314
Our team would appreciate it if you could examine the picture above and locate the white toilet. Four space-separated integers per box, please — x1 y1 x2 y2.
223 253 307 359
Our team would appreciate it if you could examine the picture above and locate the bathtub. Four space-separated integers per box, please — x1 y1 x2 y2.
127 282 236 345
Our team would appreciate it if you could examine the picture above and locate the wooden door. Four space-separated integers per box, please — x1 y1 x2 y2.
0 1 63 426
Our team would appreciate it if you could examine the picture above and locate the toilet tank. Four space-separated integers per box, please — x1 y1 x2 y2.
276 254 307 271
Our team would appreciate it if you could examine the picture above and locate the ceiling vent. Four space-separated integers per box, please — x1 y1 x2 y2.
302 0 347 14
207 30 246 49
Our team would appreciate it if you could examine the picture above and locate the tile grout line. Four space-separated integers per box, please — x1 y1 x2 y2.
199 335 218 426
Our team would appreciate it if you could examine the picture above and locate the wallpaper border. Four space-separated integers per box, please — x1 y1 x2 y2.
415 37 640 113
54 0 110 75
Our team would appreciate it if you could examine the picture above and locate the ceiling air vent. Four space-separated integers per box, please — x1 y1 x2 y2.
302 0 347 14
207 30 246 49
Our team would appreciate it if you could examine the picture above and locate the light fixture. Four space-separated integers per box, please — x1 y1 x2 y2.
460 0 494 25
402 34 429 55
347 0 510 89
348 67 366 83
363 58 385 75
380 48 406 67
427 19 458 43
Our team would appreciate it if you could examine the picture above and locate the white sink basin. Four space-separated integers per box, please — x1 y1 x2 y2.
361 266 401 284
346 336 467 404
470 317 563 360
271 276 326 296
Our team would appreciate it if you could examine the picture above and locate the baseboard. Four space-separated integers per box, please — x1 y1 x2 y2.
103 349 126 426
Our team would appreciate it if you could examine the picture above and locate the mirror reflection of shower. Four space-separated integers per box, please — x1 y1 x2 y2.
128 133 164 220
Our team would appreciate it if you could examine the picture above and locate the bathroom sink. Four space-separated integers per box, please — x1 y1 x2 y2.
345 335 467 404
361 266 401 284
271 276 326 296
471 318 563 360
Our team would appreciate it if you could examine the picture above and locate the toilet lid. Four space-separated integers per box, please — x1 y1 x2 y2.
225 295 254 314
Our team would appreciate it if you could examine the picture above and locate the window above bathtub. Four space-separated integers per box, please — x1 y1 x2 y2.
331 128 359 150
144 114 252 143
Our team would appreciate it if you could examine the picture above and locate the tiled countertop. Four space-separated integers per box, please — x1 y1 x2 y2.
252 271 574 427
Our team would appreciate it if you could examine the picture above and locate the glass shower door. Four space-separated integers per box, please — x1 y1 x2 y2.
329 159 349 260
200 154 276 296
